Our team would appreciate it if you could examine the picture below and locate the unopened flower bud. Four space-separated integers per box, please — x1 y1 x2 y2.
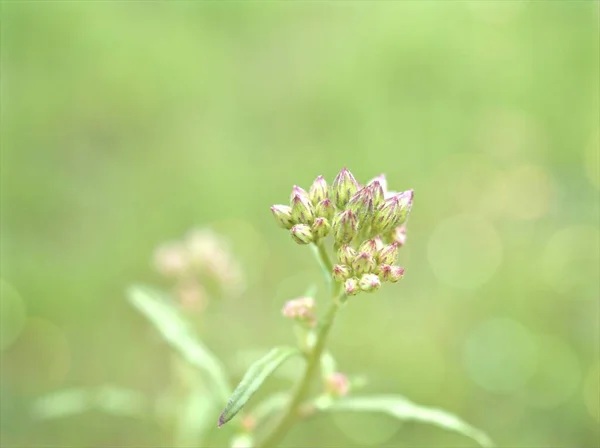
389 266 405 283
378 243 399 265
332 210 359 245
291 193 315 224
344 277 360 296
309 175 329 205
290 224 313 245
372 190 412 234
394 190 414 227
270 205 294 229
358 239 379 257
378 264 393 282
337 244 357 266
369 180 385 208
290 185 310 202
390 225 407 246
312 217 331 240
332 168 360 209
359 273 381 292
315 198 335 221
282 296 316 327
332 264 351 282
347 187 374 225
367 174 388 193
325 372 350 397
352 252 376 275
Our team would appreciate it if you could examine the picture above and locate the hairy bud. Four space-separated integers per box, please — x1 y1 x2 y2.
367 174 388 193
372 189 413 234
270 205 294 229
359 273 381 292
290 224 313 245
315 198 335 221
312 217 331 240
332 264 351 282
378 243 399 265
282 296 316 327
369 180 385 208
325 372 350 397
358 239 380 257
331 168 360 209
291 193 315 224
332 210 359 245
309 175 329 205
337 244 357 266
347 187 374 225
378 264 393 282
352 252 376 275
344 277 360 296
394 190 414 227
290 185 310 203
389 266 405 283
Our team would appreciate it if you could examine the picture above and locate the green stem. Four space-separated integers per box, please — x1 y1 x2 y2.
256 243 342 448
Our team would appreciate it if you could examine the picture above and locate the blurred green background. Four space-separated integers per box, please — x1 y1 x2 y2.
1 1 599 446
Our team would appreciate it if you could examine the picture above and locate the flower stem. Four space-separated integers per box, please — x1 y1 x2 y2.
256 243 341 448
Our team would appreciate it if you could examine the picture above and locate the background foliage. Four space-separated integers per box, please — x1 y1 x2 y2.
1 1 598 446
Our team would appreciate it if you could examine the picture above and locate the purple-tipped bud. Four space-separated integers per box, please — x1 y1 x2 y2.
332 264 351 283
331 168 360 209
367 174 388 194
337 244 357 266
390 225 407 246
358 239 380 257
270 205 294 229
312 217 331 240
359 273 381 292
325 372 350 397
309 175 329 205
347 187 374 224
291 193 315 224
378 243 399 265
344 277 360 296
369 180 385 208
332 210 359 245
378 264 393 282
315 198 335 221
352 252 377 275
282 296 316 327
389 266 405 283
290 224 313 245
394 189 414 227
290 185 310 203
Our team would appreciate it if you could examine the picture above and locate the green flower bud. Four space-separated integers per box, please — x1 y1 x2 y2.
378 264 393 282
331 167 360 209
389 266 405 283
290 185 310 203
369 180 385 208
367 174 388 194
352 252 376 275
344 277 360 296
378 243 399 265
312 217 331 240
347 187 374 227
337 244 357 266
358 239 380 257
372 192 407 234
315 198 335 221
270 204 294 229
359 273 381 292
332 210 359 245
291 193 315 224
290 224 313 244
309 175 328 205
332 264 351 282
394 190 414 226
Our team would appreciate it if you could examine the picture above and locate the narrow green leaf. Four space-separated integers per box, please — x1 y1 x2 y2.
322 395 494 448
127 285 230 402
219 347 301 427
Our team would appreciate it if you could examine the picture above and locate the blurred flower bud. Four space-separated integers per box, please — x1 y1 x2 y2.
378 264 393 282
337 244 357 266
312 217 331 240
378 243 399 265
174 280 208 311
390 225 407 246
315 198 335 221
325 372 350 397
153 242 190 278
281 297 316 327
389 266 405 283
358 239 379 257
309 175 329 205
367 174 388 194
359 273 381 292
290 224 314 245
291 193 315 224
344 277 360 296
332 210 359 245
240 415 257 432
331 167 360 209
270 205 294 229
332 264 351 282
368 180 385 208
352 252 376 275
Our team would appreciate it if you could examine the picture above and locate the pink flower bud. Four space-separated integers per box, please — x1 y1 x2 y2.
290 224 313 245
332 264 351 283
291 194 315 225
389 266 405 283
352 252 376 275
337 244 357 266
270 204 294 229
344 277 360 296
347 187 374 225
368 180 385 208
309 175 329 205
358 239 380 257
312 217 331 240
367 174 388 194
390 225 407 246
153 242 190 277
377 264 393 282
315 198 335 221
325 372 350 397
359 273 381 292
281 297 316 327
377 243 399 265
332 168 360 209
332 210 359 245
290 185 310 203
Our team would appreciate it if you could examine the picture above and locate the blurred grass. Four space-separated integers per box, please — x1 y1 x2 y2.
1 1 599 447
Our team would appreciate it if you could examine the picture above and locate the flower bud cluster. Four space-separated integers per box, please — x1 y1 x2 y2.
270 168 412 297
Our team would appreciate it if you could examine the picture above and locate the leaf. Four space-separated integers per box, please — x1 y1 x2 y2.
94 386 148 417
174 383 216 447
127 285 230 402
219 347 301 427
322 395 494 448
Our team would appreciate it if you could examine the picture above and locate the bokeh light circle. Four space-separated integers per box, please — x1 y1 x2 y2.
463 318 537 393
428 214 503 289
524 335 581 409
0 279 27 351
